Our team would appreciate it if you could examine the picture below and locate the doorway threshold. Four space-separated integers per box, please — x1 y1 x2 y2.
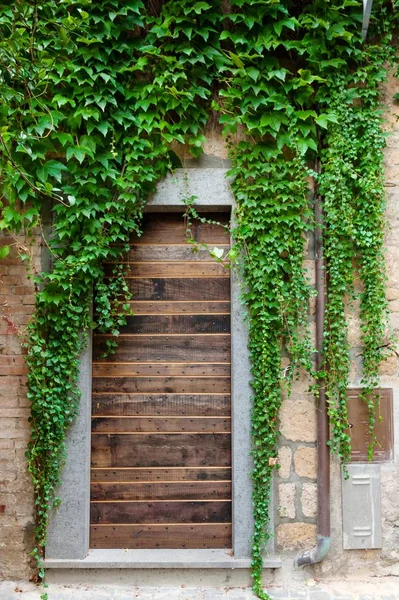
45 549 281 569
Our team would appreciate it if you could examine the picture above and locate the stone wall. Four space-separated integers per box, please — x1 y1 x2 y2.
1 79 399 583
178 88 399 578
273 76 399 577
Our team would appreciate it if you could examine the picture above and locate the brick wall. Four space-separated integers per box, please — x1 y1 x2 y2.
0 234 40 580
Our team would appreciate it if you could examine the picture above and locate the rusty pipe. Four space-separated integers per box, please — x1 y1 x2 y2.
294 176 331 568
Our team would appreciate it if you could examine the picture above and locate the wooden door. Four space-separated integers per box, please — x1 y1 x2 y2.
90 212 232 549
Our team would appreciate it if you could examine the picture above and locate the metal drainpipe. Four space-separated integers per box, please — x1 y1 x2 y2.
294 175 331 568
362 0 373 40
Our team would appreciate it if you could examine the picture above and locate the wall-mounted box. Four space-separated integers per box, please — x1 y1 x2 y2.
346 388 394 462
342 464 382 550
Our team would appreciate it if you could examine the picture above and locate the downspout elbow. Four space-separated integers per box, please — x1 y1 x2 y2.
294 534 331 569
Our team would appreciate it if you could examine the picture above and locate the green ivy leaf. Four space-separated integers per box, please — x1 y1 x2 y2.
0 245 10 259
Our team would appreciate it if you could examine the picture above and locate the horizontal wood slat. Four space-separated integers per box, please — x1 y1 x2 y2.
92 417 231 433
91 433 231 468
125 278 230 301
93 335 230 363
91 467 231 482
91 501 231 524
92 363 231 377
122 245 230 262
92 394 231 416
105 262 229 278
90 524 232 549
92 377 231 394
119 314 230 334
91 212 231 550
91 481 231 501
129 301 230 315
131 213 230 245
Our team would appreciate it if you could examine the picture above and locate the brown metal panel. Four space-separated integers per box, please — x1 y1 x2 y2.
346 388 394 462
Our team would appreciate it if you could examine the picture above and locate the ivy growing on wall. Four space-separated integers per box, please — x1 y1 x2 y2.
0 1 397 598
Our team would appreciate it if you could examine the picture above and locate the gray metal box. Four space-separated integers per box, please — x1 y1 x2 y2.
342 464 382 550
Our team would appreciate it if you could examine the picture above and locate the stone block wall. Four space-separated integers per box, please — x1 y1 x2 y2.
275 257 318 551
276 379 318 550
273 76 399 576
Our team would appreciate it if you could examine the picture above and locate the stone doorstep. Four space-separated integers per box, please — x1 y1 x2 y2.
1 581 399 600
44 549 282 569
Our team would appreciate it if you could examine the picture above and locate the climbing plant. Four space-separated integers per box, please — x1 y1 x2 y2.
0 1 397 598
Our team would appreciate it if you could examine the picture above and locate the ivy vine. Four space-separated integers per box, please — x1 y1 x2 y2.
0 2 397 599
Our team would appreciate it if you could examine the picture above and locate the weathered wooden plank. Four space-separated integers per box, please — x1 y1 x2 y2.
128 261 229 277
92 394 231 416
123 245 230 262
125 278 230 301
129 301 230 315
90 211 232 550
92 335 231 363
91 500 231 524
119 314 230 335
92 377 231 395
91 467 231 483
105 262 229 278
131 213 230 245
91 433 231 468
92 363 231 377
91 481 231 501
91 417 231 434
90 523 232 549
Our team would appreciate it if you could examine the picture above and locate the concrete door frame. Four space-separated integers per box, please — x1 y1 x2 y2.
45 168 280 570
